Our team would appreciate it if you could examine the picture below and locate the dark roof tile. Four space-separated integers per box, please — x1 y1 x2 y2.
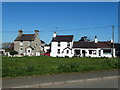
14 34 36 41
73 41 112 48
52 35 73 42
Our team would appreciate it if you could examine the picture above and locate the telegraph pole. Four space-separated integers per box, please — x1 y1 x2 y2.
112 25 114 57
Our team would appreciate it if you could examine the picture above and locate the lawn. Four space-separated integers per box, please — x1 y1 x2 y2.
2 56 120 77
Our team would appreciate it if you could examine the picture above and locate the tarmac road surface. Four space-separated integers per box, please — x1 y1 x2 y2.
2 69 119 88
41 76 119 88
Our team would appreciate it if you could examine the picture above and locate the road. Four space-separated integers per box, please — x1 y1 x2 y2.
2 69 119 88
41 77 118 88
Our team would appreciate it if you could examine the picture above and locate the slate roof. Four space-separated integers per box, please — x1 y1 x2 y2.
73 41 112 48
14 34 36 41
52 35 73 42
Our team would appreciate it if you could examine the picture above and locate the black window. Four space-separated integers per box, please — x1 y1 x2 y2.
89 50 96 55
58 42 60 47
20 48 23 50
75 50 80 55
67 42 70 47
57 49 60 54
66 50 69 54
99 50 101 56
28 50 30 53
89 50 92 54
103 49 111 54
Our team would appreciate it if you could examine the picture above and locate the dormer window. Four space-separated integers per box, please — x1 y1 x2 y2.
58 42 60 47
67 42 70 47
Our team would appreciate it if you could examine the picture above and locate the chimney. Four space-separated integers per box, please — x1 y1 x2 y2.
111 39 113 43
35 30 39 35
53 32 57 38
18 30 23 36
95 36 98 43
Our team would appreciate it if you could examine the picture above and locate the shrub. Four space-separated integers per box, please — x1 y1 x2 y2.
10 50 18 55
25 65 34 72
58 63 80 72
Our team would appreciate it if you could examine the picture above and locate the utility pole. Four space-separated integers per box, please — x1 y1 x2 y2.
112 25 114 57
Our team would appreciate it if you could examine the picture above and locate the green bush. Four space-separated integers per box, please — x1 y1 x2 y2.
25 65 34 72
10 50 18 55
58 63 80 72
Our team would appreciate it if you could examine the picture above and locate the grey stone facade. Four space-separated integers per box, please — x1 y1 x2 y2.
14 30 42 56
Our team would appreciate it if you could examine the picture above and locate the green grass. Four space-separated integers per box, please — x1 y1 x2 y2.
2 56 120 77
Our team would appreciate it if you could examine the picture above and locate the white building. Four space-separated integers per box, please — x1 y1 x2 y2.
50 32 74 57
0 49 6 56
73 41 115 58
50 32 115 58
0 49 11 57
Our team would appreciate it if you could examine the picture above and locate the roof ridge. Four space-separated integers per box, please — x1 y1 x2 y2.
22 34 35 35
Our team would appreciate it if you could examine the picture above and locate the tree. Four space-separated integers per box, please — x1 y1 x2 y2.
79 36 91 41
2 42 14 50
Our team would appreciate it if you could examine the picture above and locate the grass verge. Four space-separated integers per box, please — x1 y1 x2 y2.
2 56 120 77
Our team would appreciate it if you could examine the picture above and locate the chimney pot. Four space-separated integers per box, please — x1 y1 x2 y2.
53 32 57 37
35 30 39 35
95 36 98 43
18 30 23 36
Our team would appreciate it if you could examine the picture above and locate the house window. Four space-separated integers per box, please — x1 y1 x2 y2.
57 49 60 54
20 47 23 53
93 50 96 55
89 50 96 55
28 50 30 53
58 42 60 47
67 42 70 47
103 49 111 54
66 50 69 54
89 50 92 54
99 50 101 56
75 50 80 55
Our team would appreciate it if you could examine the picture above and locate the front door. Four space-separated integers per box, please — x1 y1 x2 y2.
26 49 32 56
82 50 86 57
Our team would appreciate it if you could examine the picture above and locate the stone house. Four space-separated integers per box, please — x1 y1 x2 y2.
14 30 42 56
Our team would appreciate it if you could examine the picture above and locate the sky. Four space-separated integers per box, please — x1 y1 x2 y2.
2 2 118 44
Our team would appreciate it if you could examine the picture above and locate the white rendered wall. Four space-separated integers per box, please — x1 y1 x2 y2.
73 48 114 58
50 41 73 57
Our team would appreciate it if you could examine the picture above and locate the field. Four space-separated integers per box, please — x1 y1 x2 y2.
2 56 120 77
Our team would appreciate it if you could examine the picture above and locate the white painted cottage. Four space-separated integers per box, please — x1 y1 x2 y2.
73 41 115 58
50 32 74 57
50 32 115 58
